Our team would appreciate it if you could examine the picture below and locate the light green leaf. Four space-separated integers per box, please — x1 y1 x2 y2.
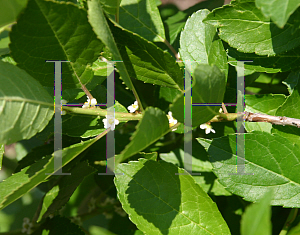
165 0 224 44
0 0 28 29
180 9 228 79
0 136 102 210
197 132 300 207
0 61 53 145
88 0 137 94
272 77 300 144
37 161 96 222
111 24 184 90
114 158 231 234
227 45 300 74
119 0 165 42
241 190 272 235
256 0 300 28
244 94 286 133
10 0 103 89
170 64 226 127
204 1 300 56
0 144 4 170
116 107 169 163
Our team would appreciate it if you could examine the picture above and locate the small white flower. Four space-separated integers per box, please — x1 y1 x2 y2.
200 123 216 134
82 96 97 108
167 111 177 131
127 101 139 113
102 115 119 130
61 99 67 115
219 108 223 113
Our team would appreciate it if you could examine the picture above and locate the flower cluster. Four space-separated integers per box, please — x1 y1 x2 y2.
82 96 97 109
167 111 178 131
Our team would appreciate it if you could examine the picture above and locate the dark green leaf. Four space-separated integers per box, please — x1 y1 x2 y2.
10 0 103 88
197 132 300 207
227 45 300 74
37 161 96 222
119 0 165 42
88 0 137 93
111 24 184 90
114 158 231 234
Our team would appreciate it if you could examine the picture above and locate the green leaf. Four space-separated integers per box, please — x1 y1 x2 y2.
111 24 184 90
10 0 103 89
227 45 300 74
287 220 300 235
204 1 300 56
180 9 228 79
116 107 169 163
241 190 272 235
119 0 165 42
0 136 101 210
165 0 224 44
197 132 300 207
0 144 4 170
256 0 300 28
272 77 300 144
283 70 300 95
0 61 53 145
88 0 137 94
37 161 96 222
0 0 28 29
100 0 121 14
170 64 226 127
114 158 231 234
244 94 286 133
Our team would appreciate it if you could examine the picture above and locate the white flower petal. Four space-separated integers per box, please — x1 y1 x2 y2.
91 98 97 106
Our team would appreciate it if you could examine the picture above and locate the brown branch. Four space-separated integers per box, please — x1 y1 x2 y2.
244 112 300 128
210 112 300 128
